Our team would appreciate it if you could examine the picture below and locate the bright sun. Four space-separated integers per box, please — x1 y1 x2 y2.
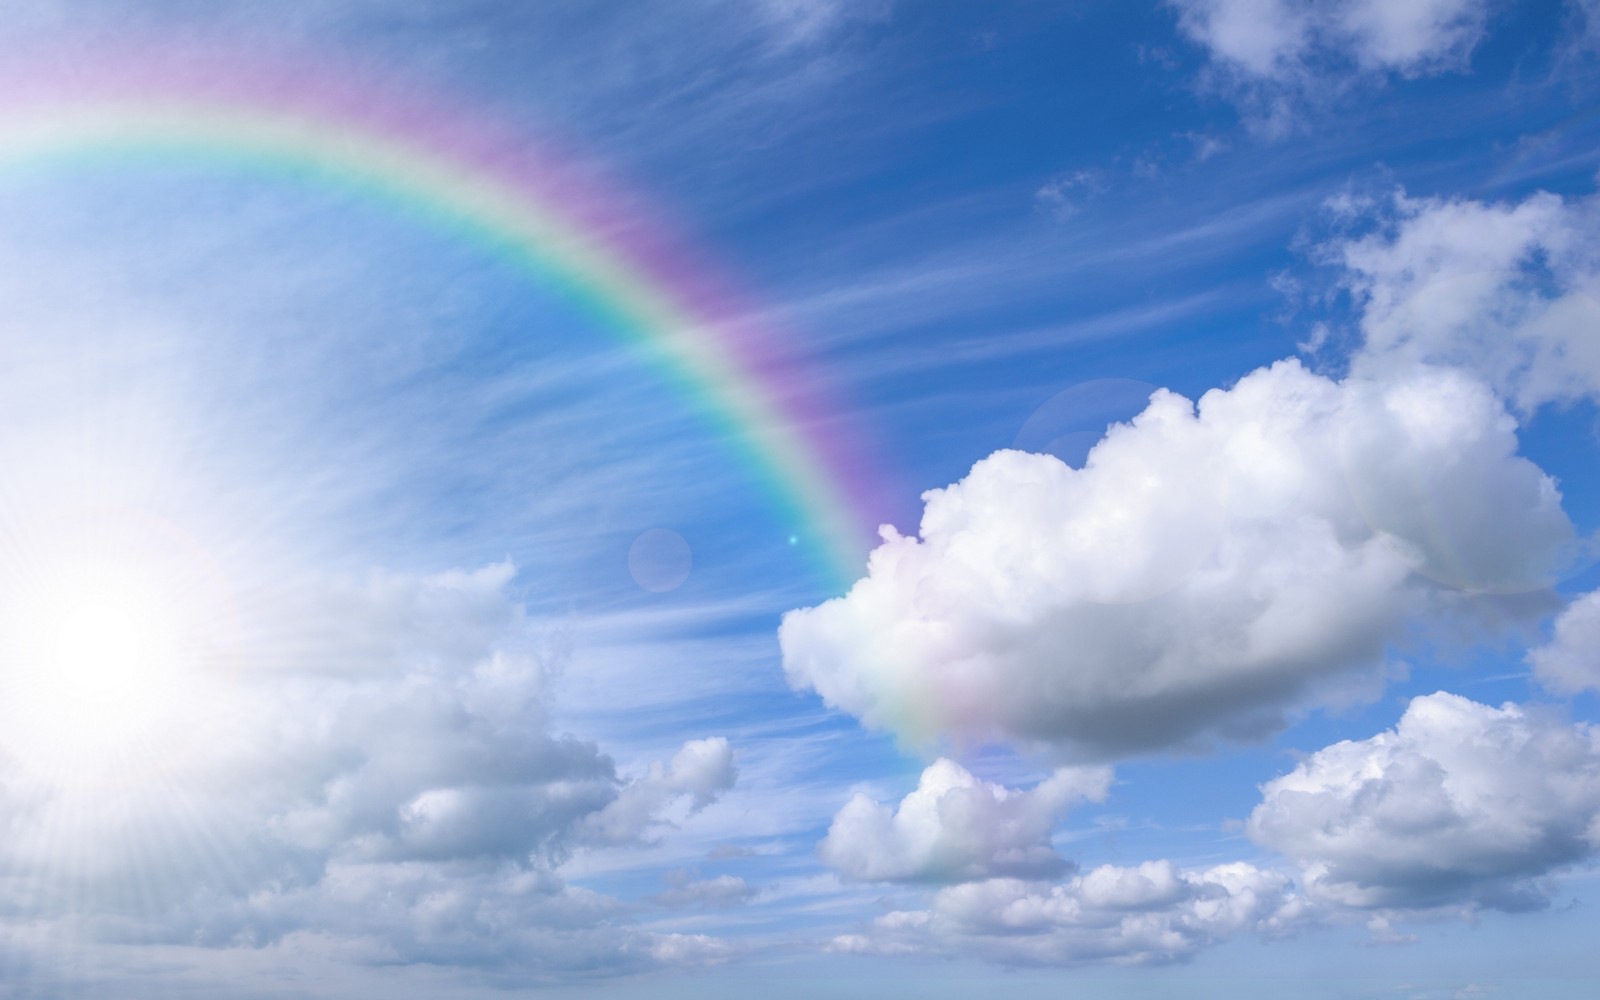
0 520 234 779
23 569 185 725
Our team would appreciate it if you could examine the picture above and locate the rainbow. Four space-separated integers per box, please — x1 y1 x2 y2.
0 56 881 592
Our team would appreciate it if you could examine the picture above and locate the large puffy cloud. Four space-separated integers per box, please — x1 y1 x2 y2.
0 562 737 980
1172 0 1492 79
1248 692 1600 912
1329 189 1600 411
253 566 734 870
1528 589 1600 693
819 758 1111 883
831 861 1302 966
781 360 1570 758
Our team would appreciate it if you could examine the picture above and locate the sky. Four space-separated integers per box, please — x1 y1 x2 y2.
0 0 1599 996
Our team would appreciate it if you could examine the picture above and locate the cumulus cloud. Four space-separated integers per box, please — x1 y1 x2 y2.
257 570 610 868
188 862 733 979
582 737 738 845
1327 189 1600 411
819 758 1111 883
0 562 737 980
782 360 1570 758
830 860 1302 965
1529 589 1600 693
255 568 735 870
1248 691 1600 912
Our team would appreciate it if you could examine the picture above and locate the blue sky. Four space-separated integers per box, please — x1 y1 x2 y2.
1 1 1600 996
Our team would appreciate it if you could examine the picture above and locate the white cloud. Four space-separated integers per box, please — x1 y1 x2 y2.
1529 589 1600 693
1173 0 1491 77
1329 189 1600 411
1334 0 1491 73
1172 0 1316 78
1170 0 1493 129
258 570 735 869
830 861 1303 965
781 360 1570 758
189 862 733 978
0 562 737 980
1035 170 1105 219
1248 691 1600 912
650 873 757 908
819 758 1111 883
582 737 738 845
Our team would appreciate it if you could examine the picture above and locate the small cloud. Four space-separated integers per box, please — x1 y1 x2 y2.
1528 589 1600 694
1297 320 1332 354
582 737 738 845
1185 130 1229 161
1364 915 1420 946
1322 188 1377 219
1137 43 1182 70
1168 0 1494 132
819 758 1111 884
650 872 758 909
1035 170 1105 218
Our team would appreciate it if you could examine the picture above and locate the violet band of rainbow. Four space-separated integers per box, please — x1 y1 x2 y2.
0 58 883 595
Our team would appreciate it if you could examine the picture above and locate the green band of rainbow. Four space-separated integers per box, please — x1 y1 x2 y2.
0 59 880 593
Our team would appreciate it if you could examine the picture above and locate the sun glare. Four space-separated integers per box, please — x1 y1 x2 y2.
0 520 236 779
28 569 184 718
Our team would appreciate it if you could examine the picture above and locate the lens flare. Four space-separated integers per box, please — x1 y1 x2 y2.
0 512 237 781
